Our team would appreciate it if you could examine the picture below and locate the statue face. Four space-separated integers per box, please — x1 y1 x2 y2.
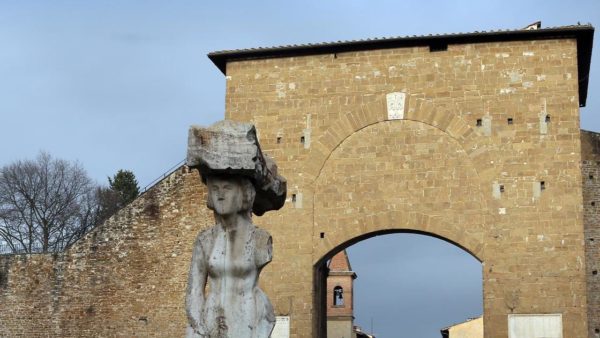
207 177 244 216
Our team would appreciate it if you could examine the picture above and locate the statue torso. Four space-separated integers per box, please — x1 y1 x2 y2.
199 224 272 338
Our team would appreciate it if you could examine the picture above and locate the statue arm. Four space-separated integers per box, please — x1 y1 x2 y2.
253 229 276 337
255 229 273 269
186 237 208 335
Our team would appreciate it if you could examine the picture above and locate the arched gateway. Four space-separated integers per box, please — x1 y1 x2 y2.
310 115 486 336
213 24 593 337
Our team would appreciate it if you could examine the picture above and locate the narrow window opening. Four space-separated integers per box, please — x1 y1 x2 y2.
333 286 344 306
591 238 595 242
507 118 513 125
545 114 551 123
292 194 297 202
277 137 282 144
592 202 596 207
594 270 598 275
499 185 505 193
476 119 483 127
540 181 545 191
320 232 325 238
590 174 594 180
300 136 305 144
595 328 600 334
429 42 448 52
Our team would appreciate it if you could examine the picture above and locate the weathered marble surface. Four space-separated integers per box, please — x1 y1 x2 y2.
187 120 286 216
185 120 285 338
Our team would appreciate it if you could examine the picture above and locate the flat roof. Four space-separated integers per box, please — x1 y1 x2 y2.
208 24 594 107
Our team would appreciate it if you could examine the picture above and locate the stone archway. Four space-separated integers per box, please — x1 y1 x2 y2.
310 119 487 336
312 120 486 261
302 98 486 184
313 229 483 337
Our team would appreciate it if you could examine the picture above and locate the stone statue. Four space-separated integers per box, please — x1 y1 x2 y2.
185 121 286 338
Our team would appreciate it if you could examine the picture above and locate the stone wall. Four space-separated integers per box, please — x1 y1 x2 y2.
224 38 588 337
582 130 600 338
0 167 211 337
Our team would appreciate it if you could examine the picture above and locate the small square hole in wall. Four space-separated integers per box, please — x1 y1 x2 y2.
300 136 305 144
590 174 595 180
592 201 596 207
320 232 325 238
507 118 513 125
595 328 599 334
591 238 595 242
429 42 448 52
594 270 598 275
540 181 545 190
545 114 551 123
499 185 505 193
277 137 282 144
476 119 483 127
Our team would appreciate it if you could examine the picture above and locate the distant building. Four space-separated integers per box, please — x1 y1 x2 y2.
440 316 483 338
353 325 376 338
326 250 375 338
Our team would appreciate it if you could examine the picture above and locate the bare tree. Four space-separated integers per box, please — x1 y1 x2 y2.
0 152 99 253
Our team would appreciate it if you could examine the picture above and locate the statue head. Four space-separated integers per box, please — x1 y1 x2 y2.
188 121 287 217
206 175 256 216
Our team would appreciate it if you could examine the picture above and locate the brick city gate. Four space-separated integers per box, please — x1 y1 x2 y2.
212 24 594 337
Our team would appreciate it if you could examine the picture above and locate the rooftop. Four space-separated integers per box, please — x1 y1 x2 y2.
208 24 594 106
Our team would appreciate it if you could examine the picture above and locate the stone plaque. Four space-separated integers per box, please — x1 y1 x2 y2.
508 314 562 338
386 92 406 120
270 316 290 338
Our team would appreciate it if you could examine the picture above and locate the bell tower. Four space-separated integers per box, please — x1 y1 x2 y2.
326 250 357 338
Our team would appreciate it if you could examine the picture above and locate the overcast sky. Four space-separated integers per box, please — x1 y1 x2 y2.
1 1 599 337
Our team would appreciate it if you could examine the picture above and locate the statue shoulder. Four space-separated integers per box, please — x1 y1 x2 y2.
192 227 217 255
196 226 216 242
252 227 272 245
252 227 273 267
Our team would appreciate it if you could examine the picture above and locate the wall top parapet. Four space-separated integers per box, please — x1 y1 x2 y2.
208 24 594 106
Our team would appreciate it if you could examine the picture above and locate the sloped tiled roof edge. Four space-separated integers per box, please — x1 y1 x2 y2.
208 24 594 106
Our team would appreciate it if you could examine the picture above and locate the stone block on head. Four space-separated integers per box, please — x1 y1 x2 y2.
187 120 287 216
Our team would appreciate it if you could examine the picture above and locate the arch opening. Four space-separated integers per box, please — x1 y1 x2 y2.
314 230 484 338
333 286 344 306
